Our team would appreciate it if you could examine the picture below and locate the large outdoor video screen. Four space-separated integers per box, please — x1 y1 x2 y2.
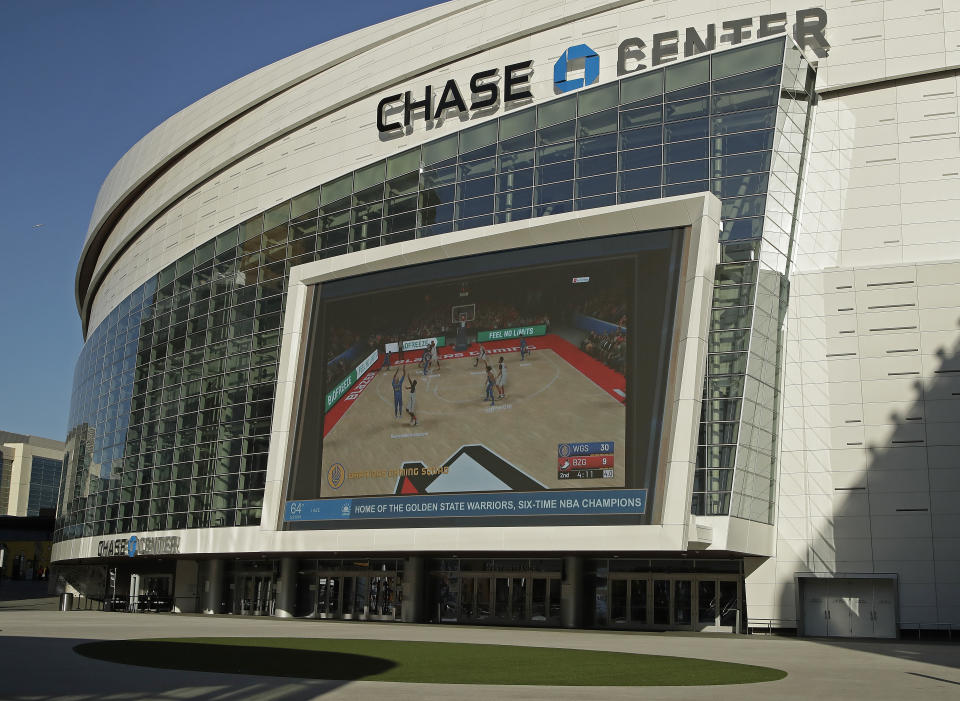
286 230 684 527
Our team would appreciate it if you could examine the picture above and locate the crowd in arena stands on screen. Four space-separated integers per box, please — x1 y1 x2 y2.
574 292 627 330
581 330 627 376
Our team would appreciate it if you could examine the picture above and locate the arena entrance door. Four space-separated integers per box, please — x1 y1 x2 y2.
309 572 401 621
436 571 562 626
606 573 741 632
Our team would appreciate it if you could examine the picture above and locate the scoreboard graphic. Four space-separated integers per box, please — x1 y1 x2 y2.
557 441 615 480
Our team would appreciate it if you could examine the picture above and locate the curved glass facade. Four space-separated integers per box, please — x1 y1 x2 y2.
58 37 811 542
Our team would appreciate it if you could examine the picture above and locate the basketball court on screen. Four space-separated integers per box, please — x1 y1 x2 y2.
320 337 625 498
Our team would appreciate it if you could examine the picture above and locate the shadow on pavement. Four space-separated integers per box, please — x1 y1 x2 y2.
808 637 960 670
76 639 397 680
0 636 354 700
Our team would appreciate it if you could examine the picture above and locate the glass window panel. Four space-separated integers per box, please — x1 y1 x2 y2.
320 209 350 231
712 86 779 114
620 69 663 104
319 195 350 215
456 196 494 219
534 200 573 217
712 128 774 157
459 156 496 181
619 125 661 150
419 184 455 207
577 153 617 177
665 117 708 141
494 207 533 224
458 176 495 200
721 217 764 241
351 220 382 242
418 218 455 237
215 228 239 254
665 97 709 122
420 166 456 189
721 194 766 219
497 168 534 192
712 38 784 80
578 108 617 136
665 159 707 183
459 120 498 153
419 202 454 225
711 173 769 198
262 224 287 248
665 138 708 163
535 180 574 204
713 65 781 95
578 82 618 115
385 170 419 198
576 172 616 198
665 82 710 102
422 133 458 166
386 148 420 179
537 119 575 145
711 151 771 177
384 193 418 216
619 105 662 130
353 160 385 191
320 173 353 205
195 239 215 265
619 166 660 191
577 192 616 210
665 56 708 92
383 229 416 245
353 183 384 206
537 141 575 165
664 180 707 196
577 132 617 158
537 161 575 184
290 218 317 240
710 108 777 136
321 227 349 249
619 145 661 170
352 202 382 223
497 150 533 174
239 218 262 242
538 94 577 127
263 202 289 230
499 108 536 139
290 188 319 218
496 188 533 211
384 210 417 234
457 214 493 231
498 131 535 154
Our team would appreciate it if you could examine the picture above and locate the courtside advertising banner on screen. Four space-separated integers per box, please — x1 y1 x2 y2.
287 232 683 527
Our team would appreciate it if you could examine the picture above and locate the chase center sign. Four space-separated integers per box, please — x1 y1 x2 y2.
376 8 828 133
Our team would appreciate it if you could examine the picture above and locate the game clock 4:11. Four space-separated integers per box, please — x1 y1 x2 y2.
557 442 615 480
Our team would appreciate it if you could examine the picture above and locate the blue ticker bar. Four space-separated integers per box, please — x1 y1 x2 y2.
285 488 645 522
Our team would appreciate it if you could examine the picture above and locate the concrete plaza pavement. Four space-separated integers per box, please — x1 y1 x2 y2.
0 609 957 700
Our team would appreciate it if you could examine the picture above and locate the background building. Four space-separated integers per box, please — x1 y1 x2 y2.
52 0 960 638
0 431 65 517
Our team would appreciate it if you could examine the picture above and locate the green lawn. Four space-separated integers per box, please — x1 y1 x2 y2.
74 637 787 686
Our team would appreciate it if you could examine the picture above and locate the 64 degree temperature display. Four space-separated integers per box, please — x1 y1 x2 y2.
557 442 615 480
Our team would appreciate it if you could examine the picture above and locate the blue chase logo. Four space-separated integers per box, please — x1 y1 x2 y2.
127 535 138 557
554 44 600 93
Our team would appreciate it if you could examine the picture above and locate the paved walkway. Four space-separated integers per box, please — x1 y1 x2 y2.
0 610 957 700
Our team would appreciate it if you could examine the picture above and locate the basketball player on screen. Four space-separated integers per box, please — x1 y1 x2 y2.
406 375 418 426
391 368 405 420
496 356 507 399
474 342 487 368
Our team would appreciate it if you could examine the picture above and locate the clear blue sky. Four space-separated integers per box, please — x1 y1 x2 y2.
0 0 444 440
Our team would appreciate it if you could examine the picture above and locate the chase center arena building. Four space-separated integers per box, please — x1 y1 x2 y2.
53 0 960 638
